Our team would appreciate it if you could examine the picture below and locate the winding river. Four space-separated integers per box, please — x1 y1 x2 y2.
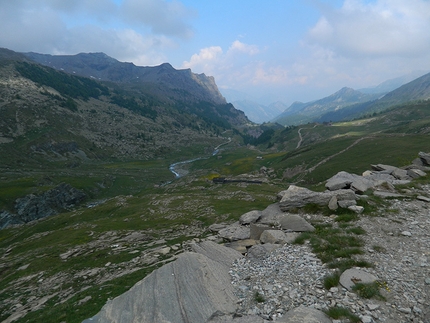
168 138 230 178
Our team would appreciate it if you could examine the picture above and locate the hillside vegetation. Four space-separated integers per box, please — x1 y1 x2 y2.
0 48 430 323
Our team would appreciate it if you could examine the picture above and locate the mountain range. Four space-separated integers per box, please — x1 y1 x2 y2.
273 71 430 126
0 48 254 169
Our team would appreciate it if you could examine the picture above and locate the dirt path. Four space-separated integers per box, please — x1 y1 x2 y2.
307 136 369 173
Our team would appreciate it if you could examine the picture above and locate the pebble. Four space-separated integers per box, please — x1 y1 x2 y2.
228 189 430 322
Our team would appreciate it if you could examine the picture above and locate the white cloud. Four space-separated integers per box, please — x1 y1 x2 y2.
120 0 195 38
308 0 430 57
228 40 259 55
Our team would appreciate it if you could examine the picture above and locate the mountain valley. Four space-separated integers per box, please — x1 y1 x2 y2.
0 48 430 323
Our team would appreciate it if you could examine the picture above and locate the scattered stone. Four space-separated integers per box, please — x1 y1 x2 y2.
246 244 280 261
249 223 272 240
239 210 262 225
224 239 258 254
373 191 405 198
278 185 356 211
260 230 291 244
401 231 412 236
348 205 364 214
419 151 430 165
407 168 427 178
398 307 412 314
258 203 285 225
279 214 315 232
338 199 357 208
277 306 332 323
218 223 251 241
328 196 338 211
209 223 228 232
367 304 380 311
339 268 378 291
417 195 430 202
17 264 30 271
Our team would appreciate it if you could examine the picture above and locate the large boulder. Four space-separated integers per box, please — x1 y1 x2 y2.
190 240 242 267
260 230 291 244
339 268 378 291
279 214 315 232
419 151 430 165
239 210 261 225
247 244 281 261
278 185 356 211
218 222 250 241
249 223 273 240
277 306 332 323
258 203 285 225
325 171 359 191
84 250 239 323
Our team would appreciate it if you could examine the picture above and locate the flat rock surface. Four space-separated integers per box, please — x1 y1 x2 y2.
218 222 251 241
279 214 315 232
84 252 238 323
191 240 243 267
339 268 378 291
277 306 332 323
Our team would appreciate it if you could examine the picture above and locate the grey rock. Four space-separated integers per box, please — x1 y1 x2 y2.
373 191 405 198
84 252 238 323
417 195 430 202
338 200 356 208
207 314 264 323
407 168 427 178
190 240 242 267
247 243 281 261
371 164 397 173
14 183 86 224
278 185 356 211
209 223 228 232
401 231 412 236
249 223 273 240
339 268 378 291
259 203 285 225
328 196 338 211
239 210 262 225
348 205 364 214
277 306 332 323
391 168 410 180
260 230 296 244
0 211 23 230
218 222 250 241
279 214 315 232
325 171 358 191
419 151 430 165
224 239 258 254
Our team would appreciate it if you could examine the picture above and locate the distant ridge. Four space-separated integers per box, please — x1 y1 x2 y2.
24 52 226 105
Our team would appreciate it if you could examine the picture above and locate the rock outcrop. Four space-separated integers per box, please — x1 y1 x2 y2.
84 241 242 323
0 183 86 229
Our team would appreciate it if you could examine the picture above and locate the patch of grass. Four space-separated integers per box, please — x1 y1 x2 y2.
327 259 373 273
372 245 386 253
323 271 340 289
335 213 358 222
254 291 265 303
352 281 386 301
324 306 361 323
346 226 366 235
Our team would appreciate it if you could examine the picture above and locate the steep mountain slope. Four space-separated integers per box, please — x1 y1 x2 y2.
0 48 251 169
273 87 380 126
24 52 226 105
316 71 430 123
358 70 428 94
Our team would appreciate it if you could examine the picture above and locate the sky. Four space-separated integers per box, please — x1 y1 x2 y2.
1 0 430 105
